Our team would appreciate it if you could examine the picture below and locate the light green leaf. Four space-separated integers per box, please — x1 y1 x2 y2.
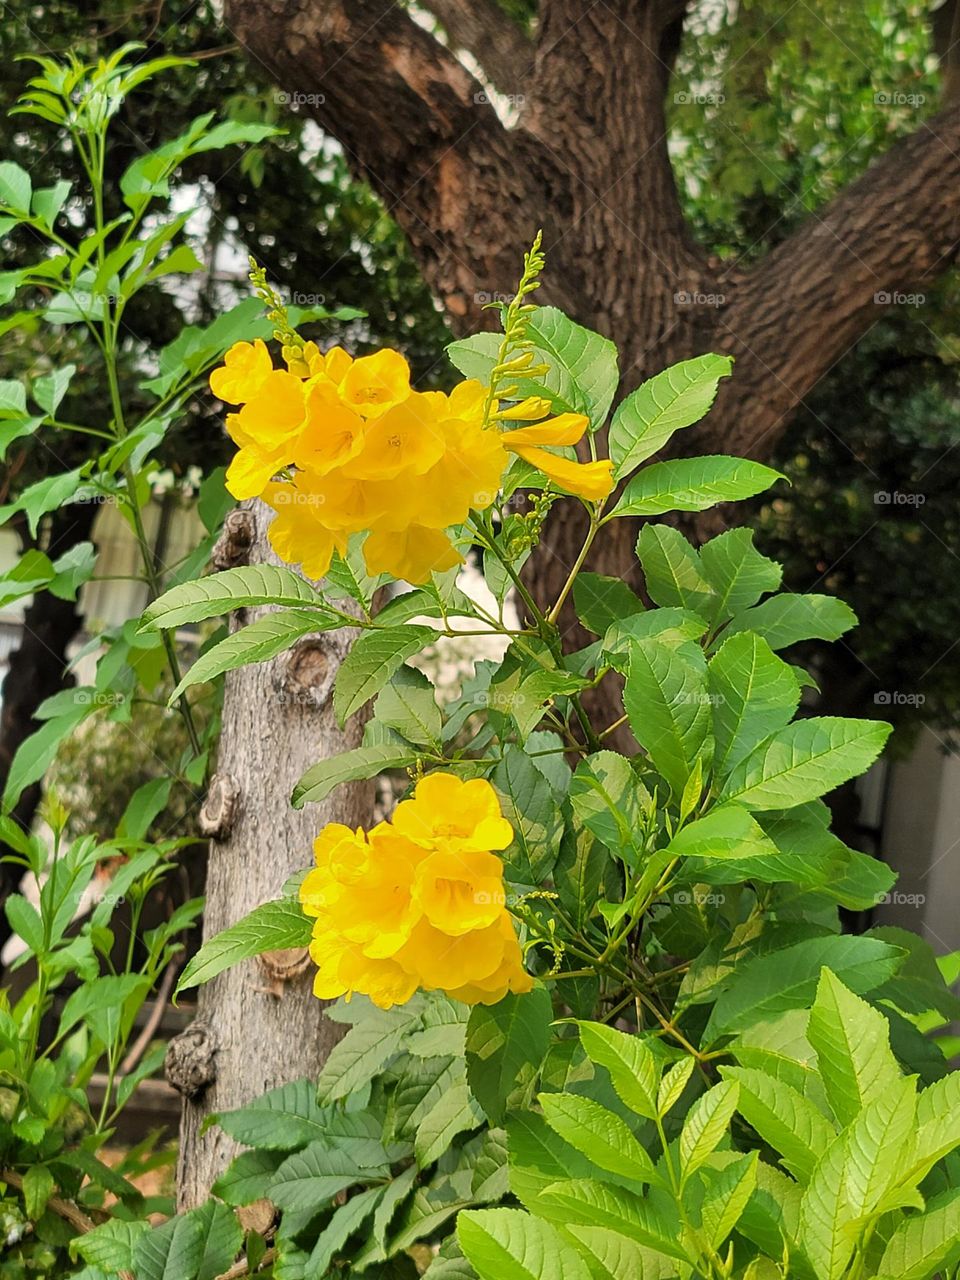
700 1150 759 1249
719 717 891 810
175 898 310 995
292 743 417 808
132 1213 204 1280
611 455 782 517
708 633 801 778
576 1021 660 1120
492 745 564 882
658 1058 695 1117
73 1219 150 1270
416 1077 484 1165
334 625 437 725
679 1080 739 1183
142 564 329 631
268 1141 385 1213
624 638 713 798
169 610 327 700
727 593 857 650
539 1093 658 1184
666 804 780 863
569 752 649 867
807 969 901 1128
33 363 75 416
636 524 716 615
317 1004 418 1102
798 1132 857 1280
539 1180 687 1260
374 666 441 747
720 1066 835 1183
459 1208 592 1280
698 528 782 622
0 161 32 212
705 936 904 1042
566 1225 678 1280
609 354 733 478
876 1187 960 1280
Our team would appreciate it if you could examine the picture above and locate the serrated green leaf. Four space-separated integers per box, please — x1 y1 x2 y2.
719 717 891 810
169 609 327 700
292 743 417 808
679 1080 739 1183
636 524 716 616
698 528 782 622
624 638 713 798
721 1066 835 1183
666 804 780 863
539 1093 658 1184
334 625 437 725
459 1207 592 1280
876 1187 960 1280
609 354 733 478
708 633 801 778
727 593 857 650
175 898 310 995
610 455 782 517
573 573 644 635
143 564 328 630
466 987 551 1125
576 1022 660 1120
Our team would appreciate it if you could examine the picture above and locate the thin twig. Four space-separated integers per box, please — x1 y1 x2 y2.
214 1246 277 1280
1 1169 98 1235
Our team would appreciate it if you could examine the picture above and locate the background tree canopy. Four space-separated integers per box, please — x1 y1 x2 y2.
2 0 959 750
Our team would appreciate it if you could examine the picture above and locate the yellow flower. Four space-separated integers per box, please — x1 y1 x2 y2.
339 349 411 418
302 772 530 1008
342 394 445 481
209 339 273 404
414 849 506 936
501 412 615 501
262 480 347 580
392 773 513 853
291 382 365 475
363 525 461 584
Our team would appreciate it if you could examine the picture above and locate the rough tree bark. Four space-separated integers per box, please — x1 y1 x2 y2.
221 0 960 606
167 502 372 1208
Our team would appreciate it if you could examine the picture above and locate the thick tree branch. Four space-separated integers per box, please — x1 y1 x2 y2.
419 0 531 98
700 101 960 457
224 0 551 327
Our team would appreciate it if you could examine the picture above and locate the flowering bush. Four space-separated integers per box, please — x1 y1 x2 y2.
133 244 960 1280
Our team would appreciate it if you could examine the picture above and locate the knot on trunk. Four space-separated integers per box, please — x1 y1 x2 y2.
213 508 256 570
256 947 312 998
199 772 242 840
276 638 336 707
165 1020 217 1098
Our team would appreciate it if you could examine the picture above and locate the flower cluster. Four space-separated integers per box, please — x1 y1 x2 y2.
298 773 532 1009
210 340 613 583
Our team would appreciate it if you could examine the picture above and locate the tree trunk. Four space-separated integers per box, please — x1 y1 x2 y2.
168 501 372 1209
0 502 97 957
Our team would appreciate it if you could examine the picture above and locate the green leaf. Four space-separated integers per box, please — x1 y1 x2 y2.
720 1066 835 1183
0 161 32 212
539 1093 658 1184
459 1208 592 1280
215 1079 377 1151
268 1141 384 1213
3 700 93 810
678 1080 739 1183
658 1058 695 1117
415 1076 484 1165
33 363 75 416
492 746 564 882
573 573 644 635
798 1132 857 1280
191 1200 244 1280
726 593 857 650
666 804 780 863
636 524 716 615
698 528 782 623
169 610 327 700
292 744 417 808
705 936 904 1042
807 969 902 1128
175 898 310 995
609 354 733 478
466 986 552 1124
31 179 71 229
132 1213 204 1280
719 717 891 810
610 455 782 517
576 1022 660 1120
700 1151 759 1250
567 1225 677 1280
5 895 44 954
211 1150 284 1207
623 639 713 798
538 1181 686 1260
334 625 437 725
22 1164 54 1220
448 307 619 427
142 564 329 630
707 633 801 778
374 667 442 747
876 1187 960 1280
307 1184 384 1275
73 1220 150 1270
317 1004 418 1102
569 752 648 866
842 1078 916 1219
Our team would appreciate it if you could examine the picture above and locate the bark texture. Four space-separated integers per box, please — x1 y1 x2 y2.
221 0 960 613
169 502 372 1209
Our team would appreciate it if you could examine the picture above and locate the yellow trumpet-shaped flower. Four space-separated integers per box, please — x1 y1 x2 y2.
209 338 273 404
298 773 531 1009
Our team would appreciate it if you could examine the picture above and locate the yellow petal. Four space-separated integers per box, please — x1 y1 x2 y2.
509 444 614 501
501 412 589 447
363 525 461 584
225 446 284 500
